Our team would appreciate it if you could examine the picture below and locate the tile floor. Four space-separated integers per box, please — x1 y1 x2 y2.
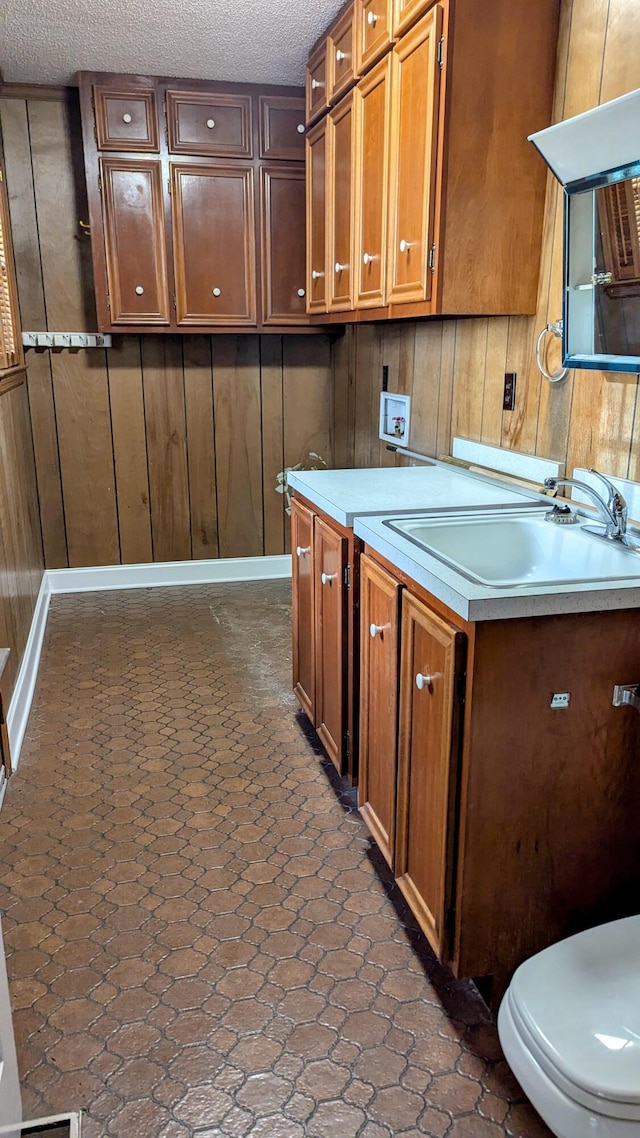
0 582 552 1138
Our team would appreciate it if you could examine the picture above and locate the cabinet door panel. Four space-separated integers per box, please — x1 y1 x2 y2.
166 91 253 157
392 0 432 37
315 517 348 772
94 86 159 151
171 163 256 326
356 0 393 73
292 500 315 722
387 6 441 304
306 119 328 313
359 556 401 868
395 592 464 957
328 7 356 104
355 56 390 308
261 167 307 324
328 94 356 312
306 42 328 124
259 97 305 160
100 158 170 324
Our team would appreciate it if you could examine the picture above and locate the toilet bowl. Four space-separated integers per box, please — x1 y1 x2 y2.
497 915 640 1137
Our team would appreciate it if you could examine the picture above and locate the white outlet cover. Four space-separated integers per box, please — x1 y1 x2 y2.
379 392 411 447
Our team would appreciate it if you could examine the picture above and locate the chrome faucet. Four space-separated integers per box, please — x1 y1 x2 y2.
543 469 629 543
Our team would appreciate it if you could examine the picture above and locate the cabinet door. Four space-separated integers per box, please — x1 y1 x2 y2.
327 93 356 312
100 158 171 324
291 499 316 723
259 97 306 160
261 167 307 325
166 91 253 157
171 163 256 326
93 85 159 151
354 56 391 309
387 6 441 305
395 592 464 957
359 556 401 868
328 6 356 104
306 42 328 125
306 119 329 313
355 0 394 74
314 517 349 772
392 0 433 37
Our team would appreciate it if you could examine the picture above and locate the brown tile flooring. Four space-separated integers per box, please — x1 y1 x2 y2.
0 582 552 1138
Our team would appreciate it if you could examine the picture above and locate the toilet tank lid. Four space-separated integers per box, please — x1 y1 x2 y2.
508 916 640 1106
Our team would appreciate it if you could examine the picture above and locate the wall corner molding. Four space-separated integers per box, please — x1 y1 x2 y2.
6 573 51 771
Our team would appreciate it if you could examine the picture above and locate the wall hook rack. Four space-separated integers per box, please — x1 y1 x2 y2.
22 332 112 349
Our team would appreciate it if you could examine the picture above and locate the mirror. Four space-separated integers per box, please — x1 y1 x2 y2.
565 164 640 372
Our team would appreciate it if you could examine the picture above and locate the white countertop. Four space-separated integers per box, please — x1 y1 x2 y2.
354 512 640 622
287 464 535 526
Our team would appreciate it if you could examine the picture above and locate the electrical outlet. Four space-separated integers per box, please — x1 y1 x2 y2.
503 372 516 411
550 692 570 709
382 365 389 392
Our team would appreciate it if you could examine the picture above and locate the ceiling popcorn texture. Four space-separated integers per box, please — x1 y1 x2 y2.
1 0 345 87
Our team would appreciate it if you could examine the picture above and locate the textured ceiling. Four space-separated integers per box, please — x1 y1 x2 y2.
1 0 345 87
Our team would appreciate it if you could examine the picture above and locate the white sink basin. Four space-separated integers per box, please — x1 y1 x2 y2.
385 508 640 587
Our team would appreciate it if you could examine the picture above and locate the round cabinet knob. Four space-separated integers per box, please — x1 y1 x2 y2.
135 285 144 295
336 49 347 61
415 673 433 691
335 261 346 274
311 78 323 90
296 545 310 557
367 10 378 25
297 124 305 134
206 118 216 129
297 288 306 297
311 270 324 281
399 239 411 253
212 287 221 297
369 624 384 639
122 112 132 124
363 253 374 265
321 572 336 585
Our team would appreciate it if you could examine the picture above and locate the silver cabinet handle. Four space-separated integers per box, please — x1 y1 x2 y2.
363 253 375 265
399 239 411 253
321 572 337 585
311 270 324 280
206 118 216 129
135 285 144 295
297 288 306 297
122 113 132 124
336 49 347 61
335 261 347 273
367 10 378 25
311 79 323 90
415 673 433 690
297 124 305 134
369 623 385 638
296 545 310 557
212 287 221 297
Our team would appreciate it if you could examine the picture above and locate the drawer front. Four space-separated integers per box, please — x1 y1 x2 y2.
259 96 306 160
166 91 253 157
100 158 170 324
328 8 356 103
356 0 393 73
94 86 159 152
306 44 328 124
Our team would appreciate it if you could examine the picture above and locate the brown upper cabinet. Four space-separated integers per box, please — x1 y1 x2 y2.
327 6 356 104
355 0 394 74
259 96 306 160
327 92 356 312
166 90 253 157
306 41 328 125
93 84 159 151
304 0 560 320
78 72 314 333
305 117 329 314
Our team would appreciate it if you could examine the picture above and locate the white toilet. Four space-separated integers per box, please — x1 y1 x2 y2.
498 916 640 1137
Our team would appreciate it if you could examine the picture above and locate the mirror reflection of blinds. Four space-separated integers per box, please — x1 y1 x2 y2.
601 178 640 283
0 173 19 371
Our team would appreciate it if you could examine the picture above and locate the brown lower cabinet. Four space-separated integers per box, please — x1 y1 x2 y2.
358 549 640 1006
291 494 362 780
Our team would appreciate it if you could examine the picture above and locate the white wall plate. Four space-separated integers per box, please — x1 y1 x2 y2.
379 392 411 447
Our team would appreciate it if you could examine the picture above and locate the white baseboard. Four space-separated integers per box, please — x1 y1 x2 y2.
6 573 51 771
47 554 292 593
3 554 291 780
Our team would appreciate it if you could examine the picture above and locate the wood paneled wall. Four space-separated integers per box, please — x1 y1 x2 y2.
0 93 334 569
333 0 640 480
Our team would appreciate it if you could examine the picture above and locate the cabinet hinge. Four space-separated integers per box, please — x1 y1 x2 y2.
344 563 351 589
428 244 437 272
345 730 351 757
437 35 445 68
106 293 111 308
167 177 172 195
173 294 177 310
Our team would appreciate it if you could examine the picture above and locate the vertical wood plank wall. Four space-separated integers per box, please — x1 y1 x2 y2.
0 93 334 570
333 0 640 480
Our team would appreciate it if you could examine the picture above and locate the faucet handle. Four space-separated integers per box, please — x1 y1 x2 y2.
587 468 627 524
